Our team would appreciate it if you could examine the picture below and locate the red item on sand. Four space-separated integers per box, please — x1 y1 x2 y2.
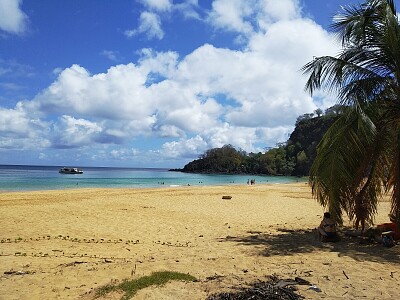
377 222 400 240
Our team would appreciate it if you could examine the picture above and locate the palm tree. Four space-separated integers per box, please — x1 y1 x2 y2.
302 0 400 230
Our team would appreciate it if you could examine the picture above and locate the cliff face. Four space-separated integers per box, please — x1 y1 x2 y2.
288 114 338 176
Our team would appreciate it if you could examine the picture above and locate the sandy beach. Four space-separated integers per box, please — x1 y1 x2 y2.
0 183 399 299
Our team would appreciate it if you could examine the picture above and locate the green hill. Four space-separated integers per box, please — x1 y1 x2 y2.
178 108 341 176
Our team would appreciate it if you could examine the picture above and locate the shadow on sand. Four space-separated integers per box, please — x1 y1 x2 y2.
221 228 400 264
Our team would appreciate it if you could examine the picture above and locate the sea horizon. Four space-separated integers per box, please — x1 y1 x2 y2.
0 164 306 192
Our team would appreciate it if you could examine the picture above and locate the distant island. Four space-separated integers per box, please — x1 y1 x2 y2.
171 106 341 177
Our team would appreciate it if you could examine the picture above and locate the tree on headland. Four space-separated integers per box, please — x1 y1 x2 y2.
182 144 246 174
314 108 323 117
302 0 400 228
324 104 343 116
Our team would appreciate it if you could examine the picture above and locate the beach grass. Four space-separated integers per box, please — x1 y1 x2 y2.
95 271 197 300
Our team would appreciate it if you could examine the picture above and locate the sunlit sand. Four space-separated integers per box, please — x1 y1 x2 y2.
0 183 398 299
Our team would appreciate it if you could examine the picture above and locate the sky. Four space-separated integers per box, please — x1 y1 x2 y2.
0 0 397 168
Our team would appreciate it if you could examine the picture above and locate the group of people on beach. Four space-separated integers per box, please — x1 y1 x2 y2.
317 211 399 246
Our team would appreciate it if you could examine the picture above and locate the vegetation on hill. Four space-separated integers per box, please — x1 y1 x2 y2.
178 106 341 177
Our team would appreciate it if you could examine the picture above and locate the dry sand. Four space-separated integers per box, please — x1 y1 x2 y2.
0 183 399 299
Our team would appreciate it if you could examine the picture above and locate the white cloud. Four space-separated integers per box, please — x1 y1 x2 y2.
125 0 202 42
125 11 164 40
0 0 28 34
0 105 50 149
38 152 47 160
52 115 102 148
156 124 185 138
110 148 140 160
258 0 301 25
207 0 255 34
174 0 201 20
19 10 336 155
256 126 294 147
172 19 337 129
100 50 121 62
139 0 172 12
0 108 29 136
138 48 179 78
202 123 261 152
148 80 223 133
160 123 292 159
52 67 63 76
0 0 341 165
29 64 151 120
0 59 34 78
161 135 208 158
207 0 301 35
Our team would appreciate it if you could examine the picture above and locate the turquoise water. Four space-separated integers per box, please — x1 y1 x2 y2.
0 165 304 191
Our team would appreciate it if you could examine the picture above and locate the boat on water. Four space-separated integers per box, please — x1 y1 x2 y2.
59 167 83 174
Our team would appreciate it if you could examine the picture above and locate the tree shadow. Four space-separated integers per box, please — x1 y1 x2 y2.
221 228 400 264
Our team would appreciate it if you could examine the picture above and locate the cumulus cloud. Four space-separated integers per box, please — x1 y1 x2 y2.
125 11 164 40
161 135 208 158
126 0 202 40
29 64 151 120
207 0 301 36
20 9 335 154
207 0 255 34
138 48 179 79
139 0 172 12
174 0 201 20
0 105 50 149
0 0 341 165
51 115 103 149
0 0 28 35
258 0 301 26
160 123 273 159
0 106 39 137
203 123 270 152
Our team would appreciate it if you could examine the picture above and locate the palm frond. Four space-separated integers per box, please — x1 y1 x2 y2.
309 103 395 226
304 0 400 226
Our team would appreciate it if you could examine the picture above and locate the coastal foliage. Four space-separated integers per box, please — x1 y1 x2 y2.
94 271 197 300
302 0 400 227
180 110 338 176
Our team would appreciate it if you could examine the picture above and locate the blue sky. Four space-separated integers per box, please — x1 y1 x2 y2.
0 0 396 168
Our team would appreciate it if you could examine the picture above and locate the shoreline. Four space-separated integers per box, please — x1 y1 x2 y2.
1 183 398 299
0 180 308 194
0 165 308 193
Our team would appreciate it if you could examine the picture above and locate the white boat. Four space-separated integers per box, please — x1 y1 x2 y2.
59 167 83 174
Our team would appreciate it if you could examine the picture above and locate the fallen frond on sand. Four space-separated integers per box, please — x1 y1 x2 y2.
207 275 305 300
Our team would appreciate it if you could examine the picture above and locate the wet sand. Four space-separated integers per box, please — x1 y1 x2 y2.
0 183 398 299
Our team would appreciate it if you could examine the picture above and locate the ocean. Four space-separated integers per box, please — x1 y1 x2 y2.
0 165 305 191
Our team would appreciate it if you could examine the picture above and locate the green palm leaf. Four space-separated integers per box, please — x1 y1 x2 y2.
303 0 400 228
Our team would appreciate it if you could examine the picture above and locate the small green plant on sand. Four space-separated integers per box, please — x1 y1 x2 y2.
95 271 197 300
